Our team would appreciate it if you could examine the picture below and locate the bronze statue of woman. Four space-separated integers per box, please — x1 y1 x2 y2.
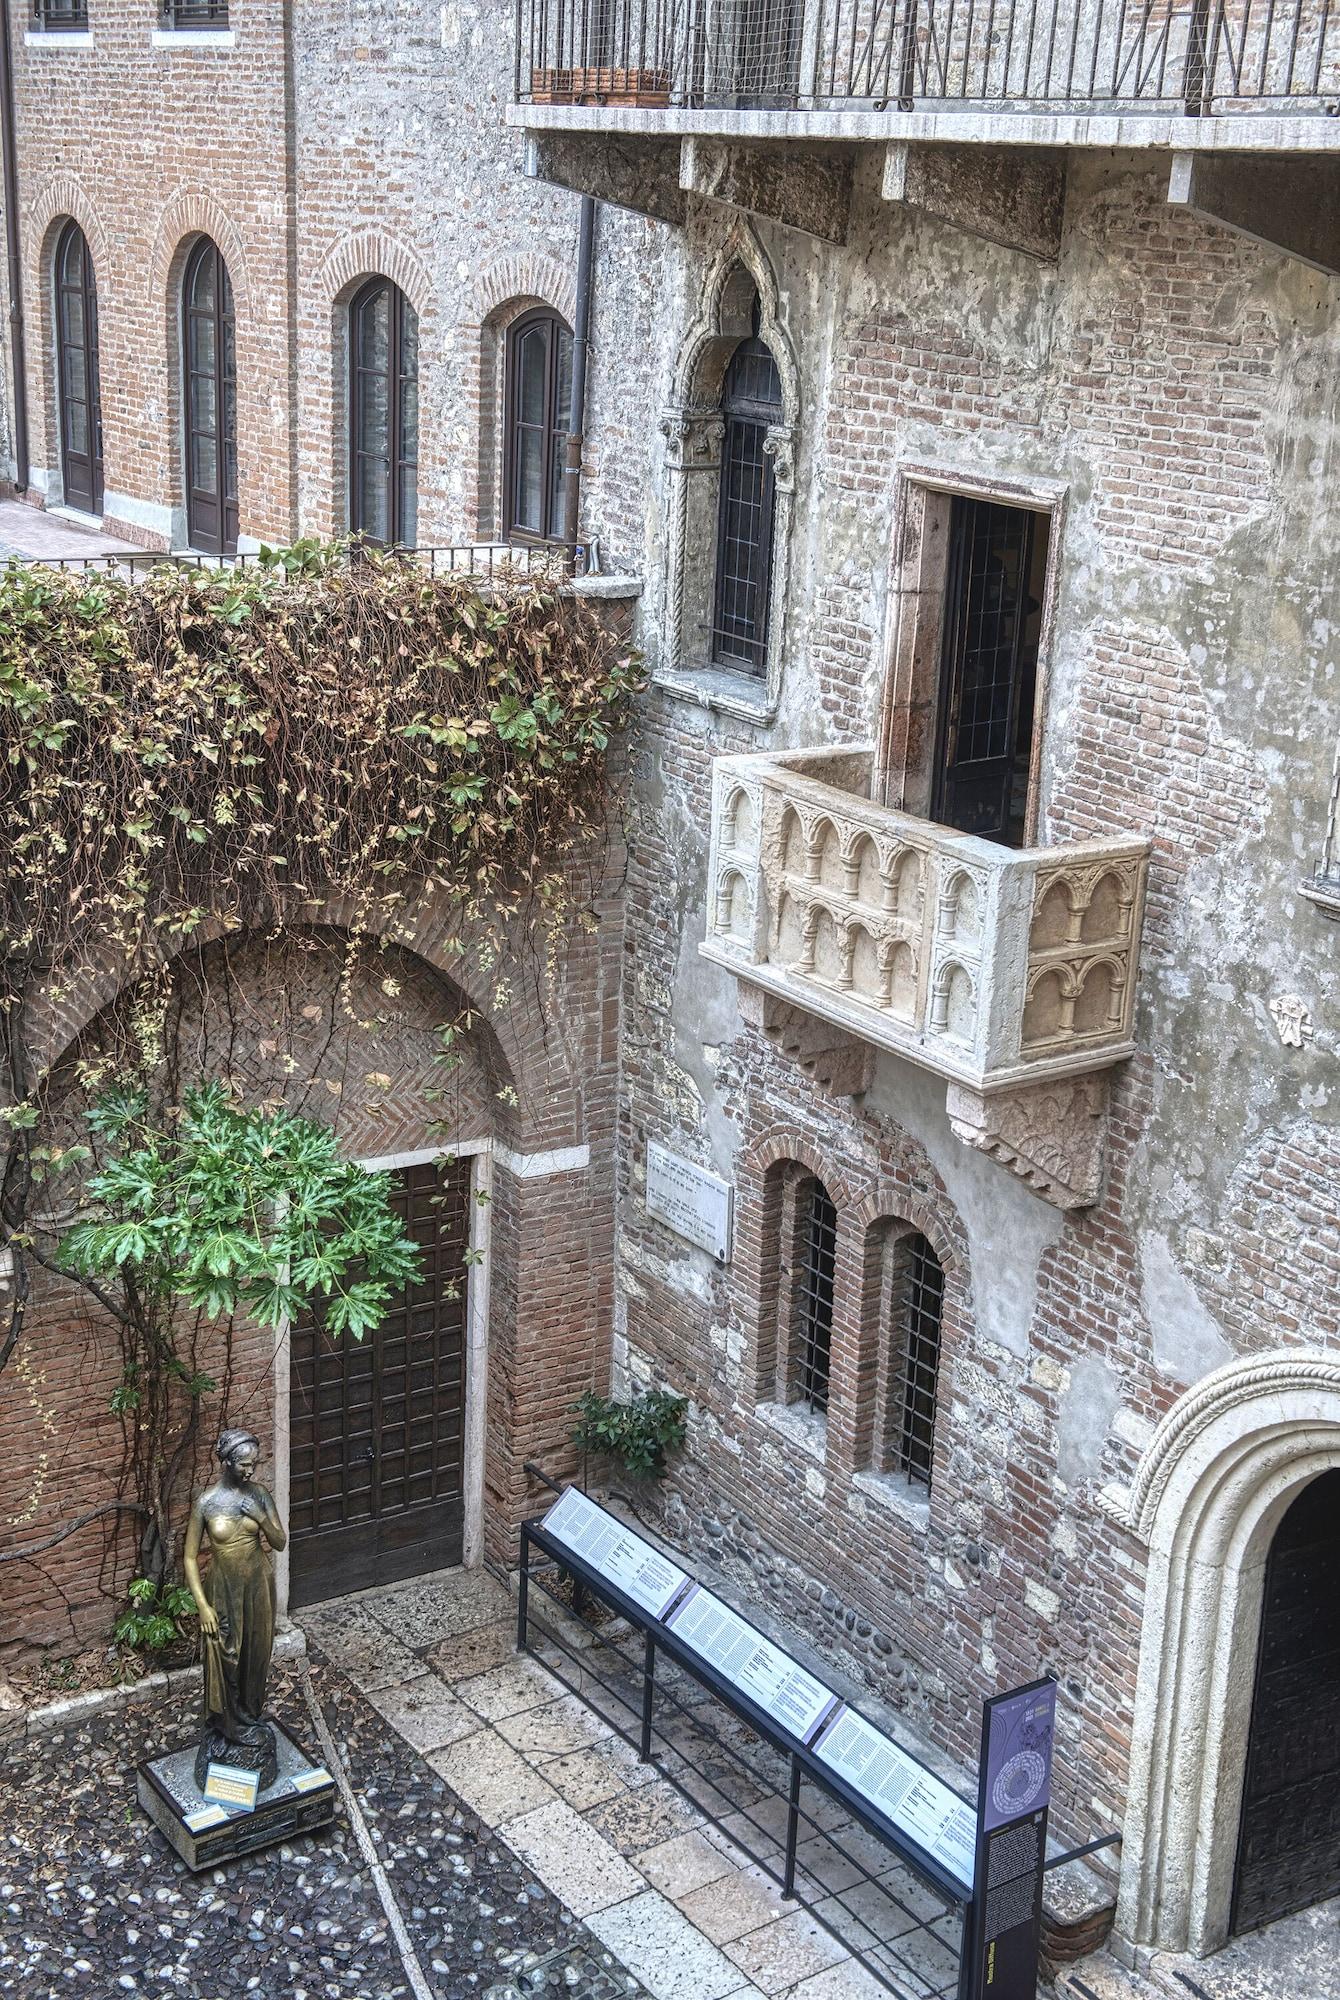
184 1428 287 1792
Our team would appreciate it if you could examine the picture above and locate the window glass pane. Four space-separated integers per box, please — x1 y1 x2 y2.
358 456 390 543
60 229 84 288
359 287 390 373
400 299 419 385
554 327 574 434
517 326 547 425
358 365 390 458
192 431 217 494
190 310 216 378
398 466 417 548
61 287 85 351
219 257 233 322
189 247 215 314
191 371 218 441
399 373 418 468
516 426 544 534
65 397 88 456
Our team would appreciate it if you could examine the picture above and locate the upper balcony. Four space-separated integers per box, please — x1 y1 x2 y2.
702 745 1150 1207
514 0 1340 263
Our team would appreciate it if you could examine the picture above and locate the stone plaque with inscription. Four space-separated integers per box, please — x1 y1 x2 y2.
645 1141 733 1261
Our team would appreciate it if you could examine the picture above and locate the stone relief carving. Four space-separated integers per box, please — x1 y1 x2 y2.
945 1074 1109 1210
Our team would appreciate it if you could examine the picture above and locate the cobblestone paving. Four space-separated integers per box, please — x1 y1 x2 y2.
0 1659 648 2000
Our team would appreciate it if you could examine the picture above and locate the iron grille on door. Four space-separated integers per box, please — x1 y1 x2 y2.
710 330 783 675
793 1178 836 1415
933 497 1046 846
1231 1467 1340 1934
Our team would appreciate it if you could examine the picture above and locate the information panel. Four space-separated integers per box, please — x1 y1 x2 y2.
665 1584 840 1744
967 1678 1057 2000
813 1706 978 1888
541 1487 690 1621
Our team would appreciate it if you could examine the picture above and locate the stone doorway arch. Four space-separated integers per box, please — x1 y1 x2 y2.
1116 1350 1340 1958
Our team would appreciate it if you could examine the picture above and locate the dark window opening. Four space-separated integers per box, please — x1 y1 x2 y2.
885 1233 944 1490
349 278 418 549
932 496 1049 846
32 1 89 28
55 221 102 515
710 319 782 676
503 308 573 545
792 1178 836 1417
182 236 238 556
160 0 230 26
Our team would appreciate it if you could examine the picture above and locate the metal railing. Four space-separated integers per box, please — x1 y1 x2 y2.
30 0 89 28
2 541 584 582
515 0 1340 112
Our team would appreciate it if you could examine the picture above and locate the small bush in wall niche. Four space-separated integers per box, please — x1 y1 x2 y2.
571 1388 689 1481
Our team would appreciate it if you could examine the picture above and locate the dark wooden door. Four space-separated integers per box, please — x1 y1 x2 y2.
56 222 103 516
1231 1469 1340 1934
183 237 238 555
287 1159 470 1609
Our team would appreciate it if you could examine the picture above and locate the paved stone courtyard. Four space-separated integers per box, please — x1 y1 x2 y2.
4 1562 1335 2000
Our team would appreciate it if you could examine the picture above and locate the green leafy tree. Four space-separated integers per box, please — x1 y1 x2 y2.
59 1080 422 1341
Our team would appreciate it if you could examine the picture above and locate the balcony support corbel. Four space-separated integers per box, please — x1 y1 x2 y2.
524 131 687 225
679 138 854 245
1167 151 1340 277
738 984 874 1099
945 1074 1109 1211
881 142 1065 262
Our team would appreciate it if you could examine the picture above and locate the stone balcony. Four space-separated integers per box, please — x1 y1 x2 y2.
701 746 1150 1208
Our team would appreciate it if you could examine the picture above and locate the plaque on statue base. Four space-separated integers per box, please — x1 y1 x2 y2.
137 1722 337 1871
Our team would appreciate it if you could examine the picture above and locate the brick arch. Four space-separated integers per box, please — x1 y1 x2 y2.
22 177 116 505
853 1188 965 1280
28 894 584 1155
461 251 578 539
147 190 252 313
313 229 438 320
742 1126 865 1215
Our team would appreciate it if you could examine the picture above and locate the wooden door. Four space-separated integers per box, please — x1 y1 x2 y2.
1231 1469 1340 1934
287 1159 471 1609
56 222 103 516
183 238 238 555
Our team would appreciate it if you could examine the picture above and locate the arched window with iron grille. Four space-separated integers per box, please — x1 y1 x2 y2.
182 237 238 555
791 1175 837 1416
711 317 783 676
502 308 573 544
55 221 102 516
885 1233 945 1489
349 278 419 549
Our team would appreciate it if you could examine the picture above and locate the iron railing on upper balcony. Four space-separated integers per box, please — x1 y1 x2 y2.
515 0 1340 113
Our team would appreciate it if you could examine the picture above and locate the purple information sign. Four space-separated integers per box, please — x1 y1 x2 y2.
982 1680 1057 1834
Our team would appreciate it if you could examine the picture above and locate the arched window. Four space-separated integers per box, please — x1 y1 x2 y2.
884 1233 944 1489
791 1176 836 1416
503 308 573 544
711 309 783 676
349 278 419 548
55 221 102 516
182 237 237 555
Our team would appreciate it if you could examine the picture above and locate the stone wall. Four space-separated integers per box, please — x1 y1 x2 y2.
612 155 1340 1853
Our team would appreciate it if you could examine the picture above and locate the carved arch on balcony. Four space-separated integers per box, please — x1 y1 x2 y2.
656 223 798 717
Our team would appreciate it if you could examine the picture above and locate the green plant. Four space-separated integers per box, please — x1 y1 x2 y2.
59 1079 422 1341
113 1576 198 1654
571 1387 688 1481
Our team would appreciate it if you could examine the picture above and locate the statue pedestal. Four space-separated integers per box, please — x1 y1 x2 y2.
137 1721 337 1871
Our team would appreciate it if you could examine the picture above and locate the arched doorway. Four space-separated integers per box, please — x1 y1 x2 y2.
1231 1467 1340 1934
55 221 103 515
182 237 238 554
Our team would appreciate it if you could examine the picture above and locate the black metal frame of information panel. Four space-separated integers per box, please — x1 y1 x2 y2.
517 1482 1118 2000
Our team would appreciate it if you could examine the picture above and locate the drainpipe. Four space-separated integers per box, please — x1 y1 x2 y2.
560 194 597 570
0 0 26 497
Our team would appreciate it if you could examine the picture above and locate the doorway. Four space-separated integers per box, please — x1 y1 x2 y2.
182 236 238 555
931 496 1049 847
1231 1467 1340 1934
55 221 103 516
286 1158 471 1609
